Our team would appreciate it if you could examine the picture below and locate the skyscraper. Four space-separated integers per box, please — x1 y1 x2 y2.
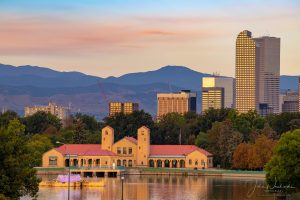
157 90 196 119
202 77 234 112
236 30 257 113
235 30 280 114
255 36 280 114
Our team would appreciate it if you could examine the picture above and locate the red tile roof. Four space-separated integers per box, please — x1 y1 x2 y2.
124 136 138 144
150 145 212 156
55 144 116 156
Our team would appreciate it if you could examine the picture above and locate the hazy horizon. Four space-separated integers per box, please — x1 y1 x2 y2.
0 0 299 77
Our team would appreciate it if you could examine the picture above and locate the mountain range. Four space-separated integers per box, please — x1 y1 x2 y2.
0 63 298 119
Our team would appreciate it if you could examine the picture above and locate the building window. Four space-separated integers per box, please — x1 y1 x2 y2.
49 156 57 166
139 146 141 150
195 160 198 166
117 147 121 155
123 147 127 154
201 160 205 166
129 147 132 155
105 131 108 135
189 159 192 165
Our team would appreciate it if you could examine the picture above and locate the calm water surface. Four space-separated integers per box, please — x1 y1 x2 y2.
22 175 276 200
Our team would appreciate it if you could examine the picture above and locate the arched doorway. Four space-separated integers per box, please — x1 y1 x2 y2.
65 159 70 167
157 160 162 168
88 159 92 167
149 160 154 167
179 160 185 168
117 159 121 166
73 159 78 167
172 160 177 168
128 160 133 167
164 160 170 168
95 159 100 167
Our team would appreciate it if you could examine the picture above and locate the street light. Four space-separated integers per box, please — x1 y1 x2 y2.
56 141 70 200
121 175 125 200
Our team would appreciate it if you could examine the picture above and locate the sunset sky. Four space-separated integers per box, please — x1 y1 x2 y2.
0 0 299 77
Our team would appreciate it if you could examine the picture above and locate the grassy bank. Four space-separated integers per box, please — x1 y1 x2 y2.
134 168 265 175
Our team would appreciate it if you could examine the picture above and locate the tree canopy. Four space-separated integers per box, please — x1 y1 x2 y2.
265 129 300 190
0 119 40 199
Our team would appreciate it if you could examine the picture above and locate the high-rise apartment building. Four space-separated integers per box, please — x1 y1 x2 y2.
202 77 234 112
109 102 139 116
282 90 299 113
157 90 196 118
235 30 280 114
24 102 69 120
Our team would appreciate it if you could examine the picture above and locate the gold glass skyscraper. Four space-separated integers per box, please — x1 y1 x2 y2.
235 30 257 113
235 30 280 114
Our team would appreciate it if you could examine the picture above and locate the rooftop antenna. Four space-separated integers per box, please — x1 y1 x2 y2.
213 72 220 77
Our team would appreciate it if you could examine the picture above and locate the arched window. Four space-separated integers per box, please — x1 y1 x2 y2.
123 160 127 167
189 159 192 165
195 160 198 166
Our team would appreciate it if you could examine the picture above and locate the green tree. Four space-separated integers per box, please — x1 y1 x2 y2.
265 129 300 189
288 118 300 131
195 132 208 149
266 112 300 135
23 111 62 134
0 110 19 127
197 108 235 133
232 110 265 142
103 110 155 141
0 119 40 199
156 113 186 144
26 134 53 166
207 120 243 168
73 113 102 132
73 119 88 144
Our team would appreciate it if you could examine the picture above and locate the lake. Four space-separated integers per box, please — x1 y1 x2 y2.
22 175 276 200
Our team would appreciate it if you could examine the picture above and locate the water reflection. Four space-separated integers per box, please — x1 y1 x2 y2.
22 175 274 200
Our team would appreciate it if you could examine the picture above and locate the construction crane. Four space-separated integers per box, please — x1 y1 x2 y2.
97 81 110 113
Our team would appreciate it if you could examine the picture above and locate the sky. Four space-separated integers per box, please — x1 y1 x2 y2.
0 0 299 77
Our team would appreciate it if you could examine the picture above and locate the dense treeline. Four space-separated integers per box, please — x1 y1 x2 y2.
0 109 299 168
0 109 299 198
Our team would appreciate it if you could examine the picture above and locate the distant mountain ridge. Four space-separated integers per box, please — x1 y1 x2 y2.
0 63 298 119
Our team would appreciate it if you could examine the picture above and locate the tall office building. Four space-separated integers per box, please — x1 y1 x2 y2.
202 77 234 112
109 102 139 116
282 90 299 113
255 36 280 114
235 30 280 114
157 90 196 119
236 30 257 113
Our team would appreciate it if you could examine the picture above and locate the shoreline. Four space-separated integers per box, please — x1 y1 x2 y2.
36 167 266 179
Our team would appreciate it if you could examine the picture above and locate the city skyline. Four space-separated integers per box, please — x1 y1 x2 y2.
0 0 300 77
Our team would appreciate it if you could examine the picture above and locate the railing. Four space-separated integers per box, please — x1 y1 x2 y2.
68 166 126 170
